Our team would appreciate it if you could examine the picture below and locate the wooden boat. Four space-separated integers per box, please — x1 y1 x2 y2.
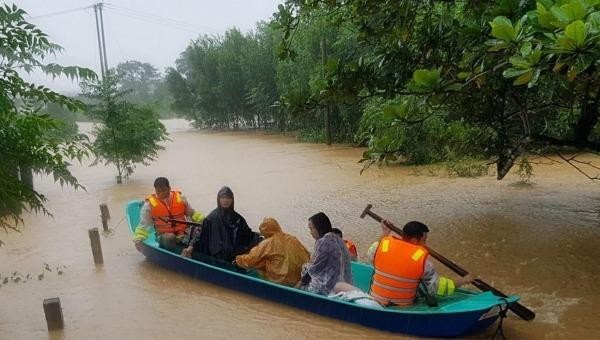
126 200 518 337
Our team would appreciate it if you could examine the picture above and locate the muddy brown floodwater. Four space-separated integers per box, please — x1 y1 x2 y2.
1 119 599 339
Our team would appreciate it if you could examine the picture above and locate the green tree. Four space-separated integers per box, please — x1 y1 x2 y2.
42 102 80 139
115 60 160 103
244 22 280 129
0 4 95 243
273 8 367 142
82 74 169 183
115 60 175 118
168 26 281 130
165 67 198 119
488 0 600 179
274 0 600 179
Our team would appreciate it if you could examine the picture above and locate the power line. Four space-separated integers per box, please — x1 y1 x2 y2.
28 5 93 20
104 4 215 32
103 9 204 34
103 4 215 34
103 11 126 64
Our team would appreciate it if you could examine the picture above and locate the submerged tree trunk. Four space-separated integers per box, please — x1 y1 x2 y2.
573 80 599 148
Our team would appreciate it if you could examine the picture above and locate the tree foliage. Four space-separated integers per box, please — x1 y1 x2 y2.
167 27 278 128
82 74 169 183
115 60 175 118
0 4 95 241
274 0 600 179
167 17 367 142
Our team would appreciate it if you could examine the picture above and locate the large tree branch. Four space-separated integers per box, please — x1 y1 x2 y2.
556 151 600 182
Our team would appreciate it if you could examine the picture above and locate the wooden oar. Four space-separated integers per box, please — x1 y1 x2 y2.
167 218 202 226
360 204 536 321
161 218 202 246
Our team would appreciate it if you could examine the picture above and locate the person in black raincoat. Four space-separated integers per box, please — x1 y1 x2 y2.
182 186 261 263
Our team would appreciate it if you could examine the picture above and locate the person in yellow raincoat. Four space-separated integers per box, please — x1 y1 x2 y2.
235 217 310 287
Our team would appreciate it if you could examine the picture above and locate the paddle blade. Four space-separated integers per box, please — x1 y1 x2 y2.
473 279 535 321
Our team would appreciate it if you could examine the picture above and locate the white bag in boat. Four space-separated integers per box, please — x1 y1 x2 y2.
328 290 383 309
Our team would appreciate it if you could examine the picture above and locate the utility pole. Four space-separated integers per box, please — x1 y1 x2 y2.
320 37 332 146
98 2 109 73
93 3 105 78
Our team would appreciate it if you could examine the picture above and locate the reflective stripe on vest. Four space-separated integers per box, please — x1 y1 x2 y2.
437 276 456 296
371 280 417 293
373 269 420 284
370 236 428 306
147 191 187 236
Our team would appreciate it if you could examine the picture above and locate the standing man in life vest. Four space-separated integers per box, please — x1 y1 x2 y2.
133 177 203 253
368 221 473 306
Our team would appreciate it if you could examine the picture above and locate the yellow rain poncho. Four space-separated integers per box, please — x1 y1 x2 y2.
235 217 310 286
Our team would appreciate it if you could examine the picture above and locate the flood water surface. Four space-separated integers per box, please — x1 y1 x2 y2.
1 120 599 339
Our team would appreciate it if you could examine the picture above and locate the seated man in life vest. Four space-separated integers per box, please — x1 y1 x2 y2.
336 221 472 306
332 228 358 261
133 177 203 253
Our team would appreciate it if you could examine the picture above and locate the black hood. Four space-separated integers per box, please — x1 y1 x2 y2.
217 186 234 211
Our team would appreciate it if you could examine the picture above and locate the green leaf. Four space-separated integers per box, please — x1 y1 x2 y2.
555 36 578 51
550 1 587 27
382 104 399 121
490 16 516 42
520 42 532 56
326 58 339 73
412 68 441 92
528 47 542 65
564 20 587 48
513 69 534 85
588 12 600 34
503 67 529 78
509 56 531 68
485 39 511 51
536 2 556 29
457 72 472 79
551 7 571 24
528 68 541 88
562 1 587 21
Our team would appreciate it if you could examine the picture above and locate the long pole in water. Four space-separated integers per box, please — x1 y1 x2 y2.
93 4 105 78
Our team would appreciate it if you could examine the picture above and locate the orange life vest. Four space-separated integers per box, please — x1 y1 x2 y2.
146 191 187 236
370 236 428 306
344 239 357 258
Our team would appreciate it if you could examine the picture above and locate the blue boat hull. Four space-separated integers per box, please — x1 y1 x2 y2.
127 200 514 337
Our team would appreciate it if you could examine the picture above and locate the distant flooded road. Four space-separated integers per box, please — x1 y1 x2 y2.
1 119 599 339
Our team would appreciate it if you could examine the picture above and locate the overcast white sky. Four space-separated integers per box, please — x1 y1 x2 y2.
13 0 282 93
